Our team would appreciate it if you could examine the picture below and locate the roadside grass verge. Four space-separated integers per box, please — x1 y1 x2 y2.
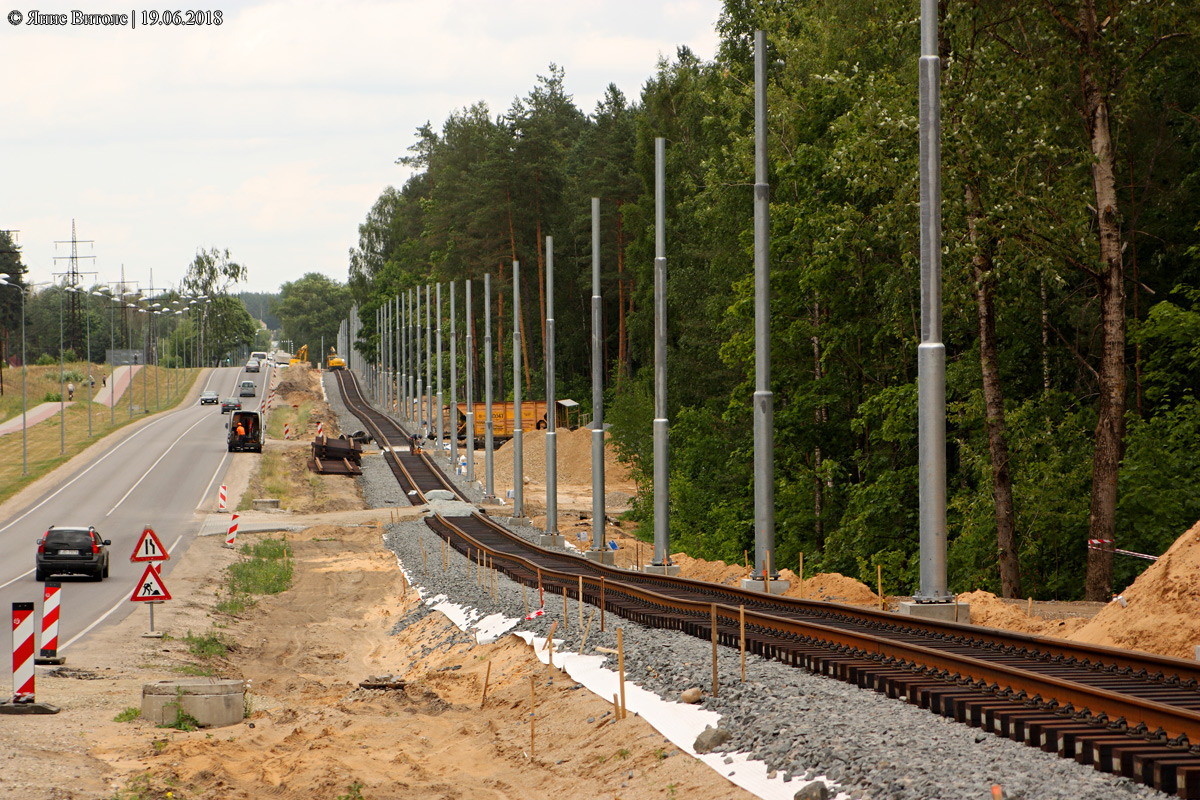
235 449 294 511
266 397 313 440
0 364 201 506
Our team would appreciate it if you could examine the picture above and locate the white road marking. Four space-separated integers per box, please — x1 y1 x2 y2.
106 413 212 517
0 568 33 590
0 412 181 535
60 534 183 652
197 451 230 511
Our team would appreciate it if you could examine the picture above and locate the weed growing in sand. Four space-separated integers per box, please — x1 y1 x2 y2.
113 707 140 723
228 537 293 595
159 687 201 732
110 771 153 799
668 783 679 798
617 748 631 760
172 664 217 677
336 781 365 800
183 630 230 659
655 747 667 761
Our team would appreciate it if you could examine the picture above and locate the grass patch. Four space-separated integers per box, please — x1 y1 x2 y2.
228 537 293 595
265 393 313 439
216 535 293 617
0 363 201 506
172 664 218 677
237 450 292 511
113 706 141 723
183 630 230 659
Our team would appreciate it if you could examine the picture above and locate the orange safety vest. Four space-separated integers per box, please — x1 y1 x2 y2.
236 424 245 436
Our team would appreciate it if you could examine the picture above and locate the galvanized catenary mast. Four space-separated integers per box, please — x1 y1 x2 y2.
648 138 675 574
484 273 495 501
916 0 950 603
512 261 524 520
589 197 610 561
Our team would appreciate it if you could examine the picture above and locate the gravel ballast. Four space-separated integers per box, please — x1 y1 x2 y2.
327 372 1167 800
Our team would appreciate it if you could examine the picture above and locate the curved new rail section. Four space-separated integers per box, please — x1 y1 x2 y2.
334 369 1200 797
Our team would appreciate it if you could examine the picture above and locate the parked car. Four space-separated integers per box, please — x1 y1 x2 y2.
36 526 110 581
245 358 260 373
200 390 219 405
221 397 241 413
239 380 257 397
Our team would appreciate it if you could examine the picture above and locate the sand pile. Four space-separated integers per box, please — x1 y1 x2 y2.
276 361 316 394
956 590 1090 637
782 570 882 605
669 553 881 605
491 427 631 488
1066 519 1200 659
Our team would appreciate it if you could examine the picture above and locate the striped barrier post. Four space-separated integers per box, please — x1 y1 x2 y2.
35 584 64 665
315 421 324 438
225 514 239 549
11 602 34 703
283 422 290 440
218 484 228 512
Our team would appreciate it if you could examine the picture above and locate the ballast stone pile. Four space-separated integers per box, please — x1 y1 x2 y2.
327 377 1165 800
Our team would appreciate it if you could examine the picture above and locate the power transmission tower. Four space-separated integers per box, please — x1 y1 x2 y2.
53 220 95 356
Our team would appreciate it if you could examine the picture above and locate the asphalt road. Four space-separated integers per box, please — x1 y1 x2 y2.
0 360 274 669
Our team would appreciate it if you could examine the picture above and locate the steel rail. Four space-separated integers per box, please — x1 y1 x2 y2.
333 369 1200 795
428 512 1200 745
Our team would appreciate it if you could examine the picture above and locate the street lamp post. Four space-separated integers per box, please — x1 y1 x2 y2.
0 275 29 474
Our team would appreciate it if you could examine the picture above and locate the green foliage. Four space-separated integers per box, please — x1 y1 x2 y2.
271 274 351 363
340 0 1200 599
336 781 365 800
36 353 55 366
1114 398 1200 592
226 537 293 596
113 706 140 723
183 630 230 660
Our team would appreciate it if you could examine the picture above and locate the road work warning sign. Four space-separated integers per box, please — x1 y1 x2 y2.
130 564 172 602
130 525 170 563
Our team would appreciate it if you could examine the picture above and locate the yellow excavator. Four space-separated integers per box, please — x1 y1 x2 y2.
289 344 308 367
326 346 346 371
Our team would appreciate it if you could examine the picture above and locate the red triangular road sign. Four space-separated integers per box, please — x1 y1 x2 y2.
130 563 172 602
130 525 170 563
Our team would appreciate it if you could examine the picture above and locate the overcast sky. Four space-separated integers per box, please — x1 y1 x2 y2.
2 0 720 294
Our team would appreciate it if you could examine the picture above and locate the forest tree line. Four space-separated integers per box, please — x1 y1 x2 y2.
345 0 1200 601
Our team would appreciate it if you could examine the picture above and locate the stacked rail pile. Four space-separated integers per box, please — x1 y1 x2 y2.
309 435 363 475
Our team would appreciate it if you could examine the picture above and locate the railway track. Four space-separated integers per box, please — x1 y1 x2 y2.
334 369 1200 797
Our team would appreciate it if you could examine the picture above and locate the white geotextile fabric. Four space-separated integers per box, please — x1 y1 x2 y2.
390 546 846 800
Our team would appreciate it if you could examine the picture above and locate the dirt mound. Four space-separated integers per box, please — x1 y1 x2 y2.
956 590 1090 637
1067 519 1200 659
276 362 318 394
671 552 747 586
782 571 881 605
491 427 632 489
669 553 882 606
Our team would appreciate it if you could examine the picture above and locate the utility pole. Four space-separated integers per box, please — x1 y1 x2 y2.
540 239 562 548
586 198 613 564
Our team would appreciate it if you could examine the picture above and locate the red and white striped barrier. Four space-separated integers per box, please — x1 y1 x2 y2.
315 421 324 438
218 484 228 512
36 583 63 664
225 514 239 548
1087 542 1158 561
11 602 35 703
283 422 290 440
